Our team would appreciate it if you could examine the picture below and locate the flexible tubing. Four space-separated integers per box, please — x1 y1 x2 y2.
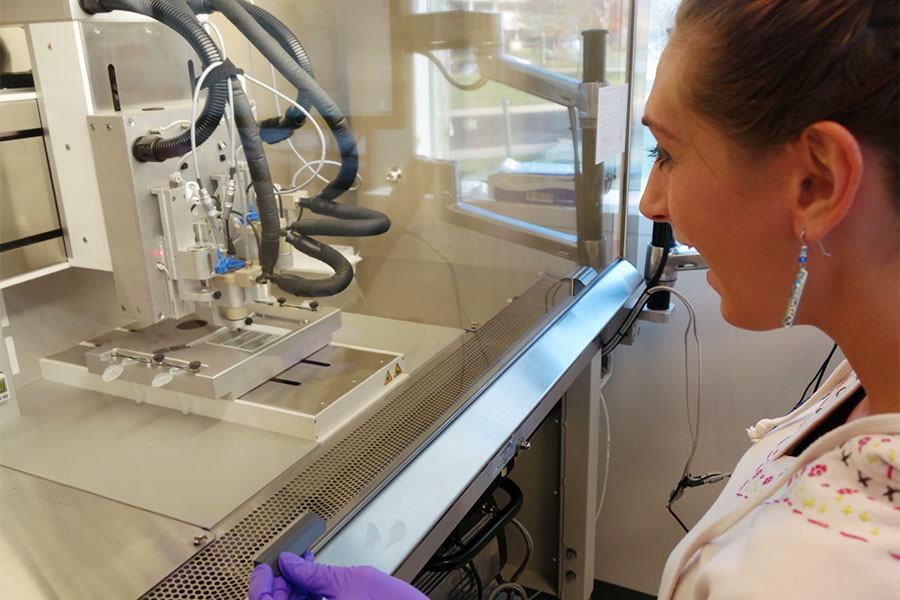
200 0 390 238
84 0 229 162
271 233 354 297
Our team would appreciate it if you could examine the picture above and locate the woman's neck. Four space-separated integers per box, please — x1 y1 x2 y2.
822 256 900 419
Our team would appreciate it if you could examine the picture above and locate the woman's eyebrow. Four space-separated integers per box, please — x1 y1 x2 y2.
641 115 682 143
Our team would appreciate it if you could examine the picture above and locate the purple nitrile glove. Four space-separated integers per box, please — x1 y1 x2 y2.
248 562 293 600
257 551 428 600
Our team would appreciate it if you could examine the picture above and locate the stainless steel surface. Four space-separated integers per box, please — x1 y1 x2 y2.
449 200 578 261
0 238 67 281
87 110 234 325
0 466 202 600
559 359 604 598
0 26 31 74
618 0 642 261
83 306 340 399
0 98 67 280
318 261 641 581
0 137 59 241
668 243 708 271
0 0 84 26
242 345 398 415
81 21 196 112
505 405 562 594
140 274 573 599
0 97 40 132
0 380 316 528
28 21 112 270
479 53 586 111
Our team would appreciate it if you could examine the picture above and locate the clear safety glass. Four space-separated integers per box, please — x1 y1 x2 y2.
224 0 634 335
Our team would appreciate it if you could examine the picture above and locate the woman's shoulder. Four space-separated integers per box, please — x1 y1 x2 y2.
782 427 900 549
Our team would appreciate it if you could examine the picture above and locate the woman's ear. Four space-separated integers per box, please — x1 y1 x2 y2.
789 121 864 242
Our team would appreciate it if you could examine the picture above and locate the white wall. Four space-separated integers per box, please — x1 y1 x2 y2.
594 266 842 595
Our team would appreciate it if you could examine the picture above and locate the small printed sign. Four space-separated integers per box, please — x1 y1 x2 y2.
595 84 629 164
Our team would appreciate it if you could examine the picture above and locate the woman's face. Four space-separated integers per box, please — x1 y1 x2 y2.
639 44 801 331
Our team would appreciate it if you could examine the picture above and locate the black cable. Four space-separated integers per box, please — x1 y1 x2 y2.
82 0 229 162
495 529 508 584
402 231 473 328
82 0 282 275
667 503 689 533
269 232 354 297
197 0 390 240
814 344 837 390
792 343 839 411
600 225 673 356
199 0 358 202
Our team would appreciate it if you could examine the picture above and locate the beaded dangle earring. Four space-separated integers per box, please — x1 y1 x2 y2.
782 231 809 328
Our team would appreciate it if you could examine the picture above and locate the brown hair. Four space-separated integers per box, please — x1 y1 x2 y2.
672 0 899 199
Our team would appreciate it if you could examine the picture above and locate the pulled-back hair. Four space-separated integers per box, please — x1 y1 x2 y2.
673 0 899 200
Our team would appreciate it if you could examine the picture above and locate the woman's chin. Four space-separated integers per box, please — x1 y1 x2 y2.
719 298 781 331
709 271 780 331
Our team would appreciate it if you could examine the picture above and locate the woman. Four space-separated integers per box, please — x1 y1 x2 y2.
250 0 899 598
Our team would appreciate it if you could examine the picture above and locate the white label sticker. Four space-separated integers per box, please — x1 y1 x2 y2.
595 84 629 164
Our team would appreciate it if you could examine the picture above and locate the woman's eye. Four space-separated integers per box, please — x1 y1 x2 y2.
647 145 672 167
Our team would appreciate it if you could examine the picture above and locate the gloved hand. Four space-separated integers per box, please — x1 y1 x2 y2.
248 551 428 600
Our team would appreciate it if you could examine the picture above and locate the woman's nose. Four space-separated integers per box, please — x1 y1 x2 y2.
639 169 669 223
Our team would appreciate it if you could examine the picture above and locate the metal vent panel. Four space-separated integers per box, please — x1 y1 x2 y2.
142 277 563 599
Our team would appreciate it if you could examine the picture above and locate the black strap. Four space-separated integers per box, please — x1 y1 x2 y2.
787 386 867 457
199 59 244 90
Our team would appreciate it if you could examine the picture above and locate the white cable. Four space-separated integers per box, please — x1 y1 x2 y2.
267 62 332 192
225 77 238 169
201 20 227 59
191 61 224 183
289 159 363 191
241 73 327 187
647 285 702 479
150 119 190 135
265 62 355 193
597 388 612 515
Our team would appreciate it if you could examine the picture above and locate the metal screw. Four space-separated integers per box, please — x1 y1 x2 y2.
193 533 208 546
217 141 227 150
385 166 402 183
566 548 577 560
92 28 101 35
82 237 88 243
106 124 112 131
518 440 532 451
565 571 577 582
65 144 71 151
121 305 127 311
156 311 165 320
126 118 135 127
136 306 142 314
46 42 53 50
89 124 96 131
145 26 153 34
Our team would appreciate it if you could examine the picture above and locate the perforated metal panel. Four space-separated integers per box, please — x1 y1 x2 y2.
141 277 564 599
